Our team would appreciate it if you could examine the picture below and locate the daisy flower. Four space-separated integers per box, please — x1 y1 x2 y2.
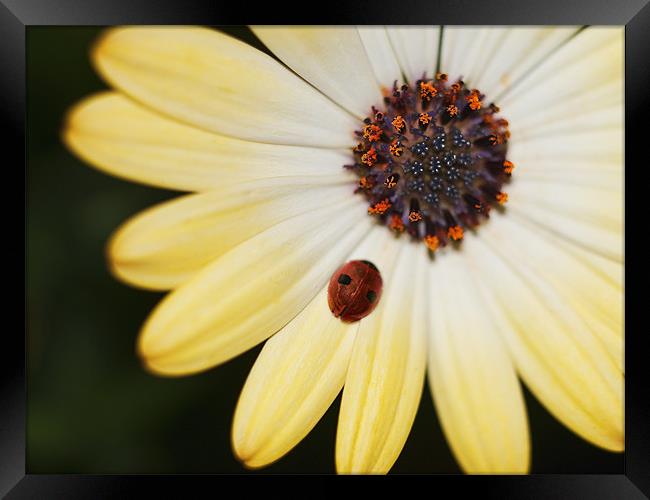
63 25 623 474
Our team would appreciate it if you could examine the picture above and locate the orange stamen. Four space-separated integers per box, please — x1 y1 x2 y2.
424 235 440 251
448 225 464 241
466 91 482 111
358 176 373 189
389 140 403 157
368 198 391 215
392 115 406 133
361 147 377 166
389 214 405 232
419 112 431 125
446 104 458 117
496 192 509 205
363 124 382 142
384 175 398 189
503 160 515 174
408 211 423 223
419 81 438 101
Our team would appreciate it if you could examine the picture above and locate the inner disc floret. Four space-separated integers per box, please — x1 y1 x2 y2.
346 73 514 251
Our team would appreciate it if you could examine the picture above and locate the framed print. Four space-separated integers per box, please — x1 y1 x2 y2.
7 0 650 496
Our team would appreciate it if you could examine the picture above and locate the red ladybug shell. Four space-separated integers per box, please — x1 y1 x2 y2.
327 260 383 322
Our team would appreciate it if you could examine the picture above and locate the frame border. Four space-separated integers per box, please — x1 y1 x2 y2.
9 0 649 496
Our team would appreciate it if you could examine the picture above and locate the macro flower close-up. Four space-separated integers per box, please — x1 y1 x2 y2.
61 25 623 474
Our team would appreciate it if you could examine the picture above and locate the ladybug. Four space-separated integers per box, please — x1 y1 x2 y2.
327 260 383 322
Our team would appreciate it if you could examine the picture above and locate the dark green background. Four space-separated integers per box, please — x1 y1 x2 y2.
26 26 622 474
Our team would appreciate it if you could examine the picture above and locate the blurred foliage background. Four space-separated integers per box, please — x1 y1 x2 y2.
26 26 622 474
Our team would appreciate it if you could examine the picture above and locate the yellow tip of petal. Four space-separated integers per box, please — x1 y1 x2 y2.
60 91 115 167
594 429 624 453
231 421 293 470
137 349 195 378
231 442 274 470
89 26 128 78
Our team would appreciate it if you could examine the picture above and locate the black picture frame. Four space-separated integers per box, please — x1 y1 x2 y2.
8 0 649 496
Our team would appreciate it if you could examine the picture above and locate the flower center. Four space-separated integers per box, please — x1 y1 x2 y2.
347 73 514 252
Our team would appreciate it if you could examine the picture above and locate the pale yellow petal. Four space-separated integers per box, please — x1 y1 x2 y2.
64 92 354 191
109 180 357 291
232 227 395 468
427 248 530 473
501 29 624 265
441 27 506 88
138 198 371 376
232 290 359 468
513 157 622 191
92 27 357 147
483 215 623 373
510 85 621 140
507 197 622 263
503 29 623 149
509 182 622 232
482 27 580 101
386 26 440 84
336 240 428 473
549 234 623 290
357 27 404 89
441 27 579 101
506 128 622 262
502 27 623 131
465 230 623 451
251 27 382 119
510 128 622 165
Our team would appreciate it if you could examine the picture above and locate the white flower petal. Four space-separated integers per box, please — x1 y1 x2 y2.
232 227 397 468
109 180 357 291
465 231 623 452
92 27 357 147
427 249 530 473
138 198 371 376
386 26 440 84
251 27 382 119
336 240 428 473
64 92 354 192
357 27 404 89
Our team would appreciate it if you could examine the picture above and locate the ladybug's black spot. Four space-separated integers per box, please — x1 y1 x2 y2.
360 260 378 271
338 274 352 285
366 290 377 303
